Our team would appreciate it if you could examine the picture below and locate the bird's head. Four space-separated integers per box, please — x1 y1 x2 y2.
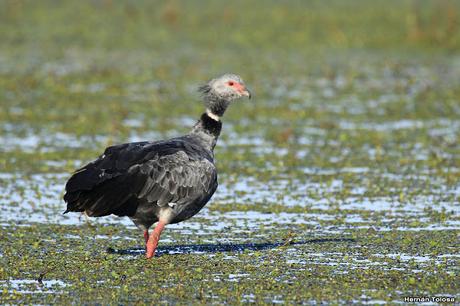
199 73 251 118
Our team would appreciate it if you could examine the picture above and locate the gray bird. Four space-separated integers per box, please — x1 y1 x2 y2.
63 74 251 258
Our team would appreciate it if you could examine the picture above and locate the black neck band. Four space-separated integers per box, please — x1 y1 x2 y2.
200 113 222 137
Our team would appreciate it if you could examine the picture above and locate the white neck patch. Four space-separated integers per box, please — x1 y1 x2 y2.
206 109 220 121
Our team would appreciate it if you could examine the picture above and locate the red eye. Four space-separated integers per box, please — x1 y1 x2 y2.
228 81 234 86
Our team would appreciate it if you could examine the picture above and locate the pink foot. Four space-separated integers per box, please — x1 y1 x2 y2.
146 221 166 259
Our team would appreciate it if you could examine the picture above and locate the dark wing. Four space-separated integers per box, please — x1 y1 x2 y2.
64 140 217 217
135 150 217 207
64 141 149 195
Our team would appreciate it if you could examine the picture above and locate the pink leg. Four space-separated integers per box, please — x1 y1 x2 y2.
146 221 166 259
143 230 149 247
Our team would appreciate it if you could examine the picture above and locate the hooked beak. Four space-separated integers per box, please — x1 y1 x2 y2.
241 87 252 99
233 82 252 99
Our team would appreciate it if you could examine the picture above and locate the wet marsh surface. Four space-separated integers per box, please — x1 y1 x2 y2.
1 0 460 304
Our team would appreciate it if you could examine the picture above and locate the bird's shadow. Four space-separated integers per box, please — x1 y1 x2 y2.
107 238 355 257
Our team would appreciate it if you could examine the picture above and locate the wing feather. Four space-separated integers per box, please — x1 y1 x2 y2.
64 139 217 217
137 150 217 208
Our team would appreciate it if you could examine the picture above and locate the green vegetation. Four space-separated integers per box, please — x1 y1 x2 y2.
0 0 459 304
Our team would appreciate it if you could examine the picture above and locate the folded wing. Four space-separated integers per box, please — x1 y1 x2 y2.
63 140 217 217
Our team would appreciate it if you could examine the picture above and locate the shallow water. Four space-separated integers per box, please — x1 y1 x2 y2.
1 3 459 301
1 69 459 301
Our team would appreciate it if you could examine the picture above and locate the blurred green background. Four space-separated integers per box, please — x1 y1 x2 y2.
1 0 459 141
2 0 460 52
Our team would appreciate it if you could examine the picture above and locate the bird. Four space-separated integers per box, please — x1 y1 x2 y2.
63 73 251 258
